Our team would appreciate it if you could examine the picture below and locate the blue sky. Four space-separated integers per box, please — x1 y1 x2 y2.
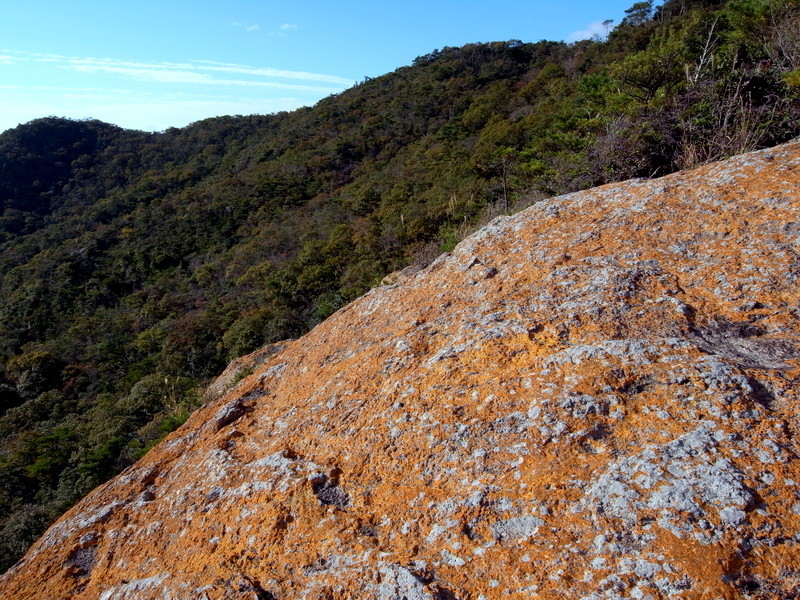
0 1 637 133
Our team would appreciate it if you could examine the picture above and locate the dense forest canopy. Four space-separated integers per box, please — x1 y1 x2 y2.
0 0 798 571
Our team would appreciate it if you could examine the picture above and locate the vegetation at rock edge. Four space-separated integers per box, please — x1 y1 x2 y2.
1 0 798 571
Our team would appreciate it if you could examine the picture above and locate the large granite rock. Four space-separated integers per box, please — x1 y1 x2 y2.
2 143 799 599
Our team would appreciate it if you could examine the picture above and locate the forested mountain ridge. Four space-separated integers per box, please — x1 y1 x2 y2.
1 0 799 571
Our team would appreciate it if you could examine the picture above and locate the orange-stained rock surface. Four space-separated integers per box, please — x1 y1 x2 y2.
2 144 800 600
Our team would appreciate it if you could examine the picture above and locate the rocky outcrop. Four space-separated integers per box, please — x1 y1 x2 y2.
203 341 293 402
2 143 800 599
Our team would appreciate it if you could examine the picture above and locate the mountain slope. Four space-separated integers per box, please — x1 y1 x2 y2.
2 142 798 599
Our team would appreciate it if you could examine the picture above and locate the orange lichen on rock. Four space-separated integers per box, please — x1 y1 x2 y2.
2 143 800 599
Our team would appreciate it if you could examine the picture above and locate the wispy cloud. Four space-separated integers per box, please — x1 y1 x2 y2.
66 62 345 93
270 23 298 38
566 21 613 42
2 50 63 63
68 64 219 85
193 59 352 85
3 50 354 90
232 21 260 32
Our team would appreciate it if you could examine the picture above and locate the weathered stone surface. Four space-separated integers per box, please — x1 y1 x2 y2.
2 143 800 599
204 341 292 402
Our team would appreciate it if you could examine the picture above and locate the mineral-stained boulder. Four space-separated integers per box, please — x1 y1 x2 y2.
2 143 800 599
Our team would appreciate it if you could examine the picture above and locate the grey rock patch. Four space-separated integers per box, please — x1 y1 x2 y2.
75 500 125 530
441 549 466 566
583 425 754 541
213 397 248 431
258 361 287 382
375 563 435 600
559 393 609 417
720 506 747 525
491 515 544 541
98 573 170 600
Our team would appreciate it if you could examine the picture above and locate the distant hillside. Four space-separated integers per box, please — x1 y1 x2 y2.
1 0 799 571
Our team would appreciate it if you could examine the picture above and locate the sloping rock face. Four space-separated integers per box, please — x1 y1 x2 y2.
3 144 800 600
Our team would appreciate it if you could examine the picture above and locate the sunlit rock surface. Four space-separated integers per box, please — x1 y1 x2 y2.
2 143 799 599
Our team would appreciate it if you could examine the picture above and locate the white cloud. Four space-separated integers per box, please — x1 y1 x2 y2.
68 64 216 84
62 62 346 93
4 51 354 87
566 21 613 42
270 23 298 38
232 21 260 32
5 51 67 63
197 62 353 86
